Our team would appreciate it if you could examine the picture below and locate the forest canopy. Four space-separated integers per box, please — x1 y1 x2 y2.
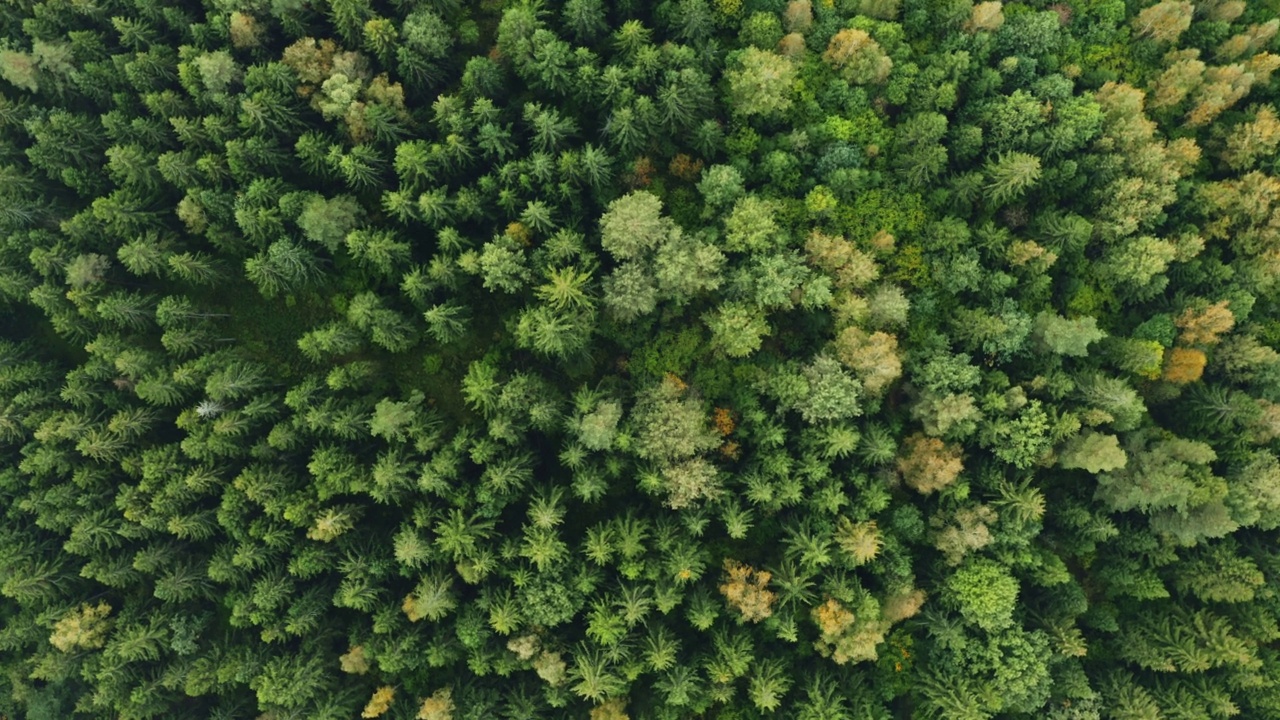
2 0 1280 718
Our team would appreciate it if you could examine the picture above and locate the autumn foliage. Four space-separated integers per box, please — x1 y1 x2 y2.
1163 347 1208 384
719 559 777 622
1176 300 1235 346
362 686 395 718
897 433 965 494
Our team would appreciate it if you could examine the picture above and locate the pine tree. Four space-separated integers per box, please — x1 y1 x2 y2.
985 152 1042 205
245 240 323 297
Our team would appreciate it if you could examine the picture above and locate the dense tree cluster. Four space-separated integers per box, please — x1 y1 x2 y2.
1 0 1280 718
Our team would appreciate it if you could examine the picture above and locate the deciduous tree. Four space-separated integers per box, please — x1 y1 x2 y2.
823 29 892 85
720 559 776 622
726 48 797 117
1132 1 1193 44
897 433 963 494
945 559 1018 631
835 327 901 396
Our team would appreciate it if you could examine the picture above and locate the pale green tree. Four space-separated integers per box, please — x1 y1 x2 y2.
706 302 771 358
725 196 780 253
602 263 659 322
822 29 892 85
1033 312 1106 357
698 165 746 211
1058 431 1127 473
726 48 797 118
654 230 724 303
600 191 674 261
298 195 364 252
629 375 721 465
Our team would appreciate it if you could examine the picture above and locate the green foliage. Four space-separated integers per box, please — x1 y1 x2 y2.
790 354 865 423
629 376 721 466
600 191 673 261
724 195 780 253
602 263 659 322
698 165 746 210
1172 541 1265 603
574 398 622 451
1059 431 1127 473
726 47 797 118
705 302 771 357
1 2 1279 719
298 194 364 252
193 51 241 95
984 151 1043 205
945 559 1020 631
1034 313 1107 357
1095 432 1218 515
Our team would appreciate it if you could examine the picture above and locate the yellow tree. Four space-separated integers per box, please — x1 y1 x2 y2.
834 518 882 565
1163 347 1207 384
1175 300 1234 346
591 698 630 720
417 689 454 720
1201 0 1245 22
964 1 1005 33
1188 64 1255 127
362 687 395 718
229 12 264 48
1150 50 1204 109
1217 20 1279 61
1223 105 1280 170
810 596 903 665
805 230 880 289
340 645 371 674
719 559 777 622
783 0 813 33
1132 1 1193 45
778 32 806 58
49 602 113 652
1248 52 1280 85
897 433 963 495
